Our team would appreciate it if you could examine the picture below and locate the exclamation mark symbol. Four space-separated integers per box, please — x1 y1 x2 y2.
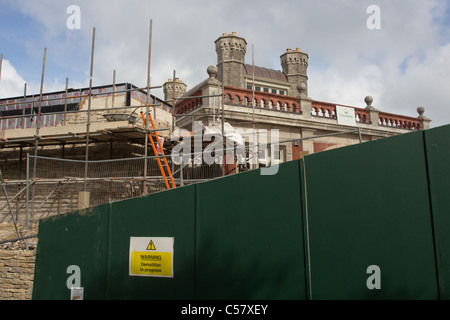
147 240 156 250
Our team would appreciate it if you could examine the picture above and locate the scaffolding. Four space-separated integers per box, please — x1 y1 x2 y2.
0 21 365 249
0 21 173 247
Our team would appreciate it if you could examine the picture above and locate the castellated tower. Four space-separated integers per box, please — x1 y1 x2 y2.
280 48 309 96
215 32 247 88
163 78 187 104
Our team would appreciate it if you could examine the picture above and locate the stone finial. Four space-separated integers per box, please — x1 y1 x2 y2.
297 83 307 96
417 106 430 120
365 96 379 111
417 106 425 116
207 65 218 78
417 106 431 129
206 65 219 85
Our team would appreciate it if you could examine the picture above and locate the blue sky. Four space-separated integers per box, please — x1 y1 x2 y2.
1 0 450 127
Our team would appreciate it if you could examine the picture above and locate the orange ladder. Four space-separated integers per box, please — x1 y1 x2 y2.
140 112 176 190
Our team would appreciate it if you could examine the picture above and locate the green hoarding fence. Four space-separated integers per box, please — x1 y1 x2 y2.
303 130 438 299
195 160 306 300
32 203 109 300
424 125 450 299
32 124 450 300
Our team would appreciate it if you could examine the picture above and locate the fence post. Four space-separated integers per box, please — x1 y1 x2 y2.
180 152 184 187
26 153 30 249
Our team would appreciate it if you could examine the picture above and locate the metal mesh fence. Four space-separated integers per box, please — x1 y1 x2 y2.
20 154 226 223
1 130 363 243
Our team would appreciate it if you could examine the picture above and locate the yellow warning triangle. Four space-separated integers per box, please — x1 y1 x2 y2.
146 240 156 250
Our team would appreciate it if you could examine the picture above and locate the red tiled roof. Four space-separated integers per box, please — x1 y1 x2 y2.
244 64 287 82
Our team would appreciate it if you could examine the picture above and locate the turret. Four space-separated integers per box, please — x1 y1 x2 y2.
280 48 309 96
163 78 187 105
215 32 247 88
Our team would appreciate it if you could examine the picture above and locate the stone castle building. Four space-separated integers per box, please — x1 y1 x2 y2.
164 32 431 171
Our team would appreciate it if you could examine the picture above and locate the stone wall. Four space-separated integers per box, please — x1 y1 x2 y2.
0 246 36 300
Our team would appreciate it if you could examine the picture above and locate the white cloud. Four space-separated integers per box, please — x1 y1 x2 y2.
2 0 450 127
380 43 450 127
0 59 27 98
309 63 383 108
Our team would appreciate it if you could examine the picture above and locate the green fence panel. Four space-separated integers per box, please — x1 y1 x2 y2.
106 185 196 300
196 160 307 300
303 131 439 300
425 124 450 299
32 204 109 300
32 125 450 300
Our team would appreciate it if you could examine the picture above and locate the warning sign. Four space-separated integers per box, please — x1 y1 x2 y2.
147 240 156 250
129 237 174 278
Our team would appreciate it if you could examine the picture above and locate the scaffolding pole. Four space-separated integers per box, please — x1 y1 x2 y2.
34 47 47 161
84 27 96 191
64 78 68 125
171 70 176 175
30 47 47 237
251 43 257 170
112 70 116 108
0 53 3 85
25 154 30 249
143 19 153 195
